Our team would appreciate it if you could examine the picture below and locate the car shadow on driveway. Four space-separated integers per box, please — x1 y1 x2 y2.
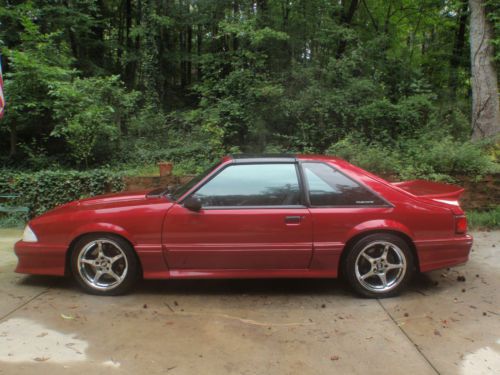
16 272 440 299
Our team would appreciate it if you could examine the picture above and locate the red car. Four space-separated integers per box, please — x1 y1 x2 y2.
14 154 472 297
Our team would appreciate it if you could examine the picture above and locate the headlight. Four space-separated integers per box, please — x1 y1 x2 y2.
22 225 38 242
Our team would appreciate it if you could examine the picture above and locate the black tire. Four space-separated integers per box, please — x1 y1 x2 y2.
343 233 415 298
70 234 138 296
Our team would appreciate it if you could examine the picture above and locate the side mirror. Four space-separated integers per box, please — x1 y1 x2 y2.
183 196 202 211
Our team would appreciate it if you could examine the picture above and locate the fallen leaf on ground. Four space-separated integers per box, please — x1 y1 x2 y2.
60 313 75 320
33 357 50 362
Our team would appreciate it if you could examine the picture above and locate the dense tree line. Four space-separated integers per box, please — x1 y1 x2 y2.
0 0 498 172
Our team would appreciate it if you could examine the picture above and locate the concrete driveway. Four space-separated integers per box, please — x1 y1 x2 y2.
0 228 498 375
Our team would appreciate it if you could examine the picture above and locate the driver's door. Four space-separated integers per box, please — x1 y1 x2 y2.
162 163 313 270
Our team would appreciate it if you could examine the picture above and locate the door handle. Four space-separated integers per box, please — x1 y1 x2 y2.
285 215 302 224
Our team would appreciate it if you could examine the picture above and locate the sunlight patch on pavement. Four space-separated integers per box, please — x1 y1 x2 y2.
0 318 88 363
460 339 500 375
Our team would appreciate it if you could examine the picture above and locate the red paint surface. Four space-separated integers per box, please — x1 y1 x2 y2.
14 155 473 280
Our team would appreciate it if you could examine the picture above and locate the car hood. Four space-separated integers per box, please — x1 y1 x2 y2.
38 190 172 218
77 189 172 208
78 190 154 206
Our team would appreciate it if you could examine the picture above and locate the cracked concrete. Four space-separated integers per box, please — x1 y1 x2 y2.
0 228 498 374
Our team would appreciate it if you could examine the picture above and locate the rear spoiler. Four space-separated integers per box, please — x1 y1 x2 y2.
391 180 464 200
391 179 466 214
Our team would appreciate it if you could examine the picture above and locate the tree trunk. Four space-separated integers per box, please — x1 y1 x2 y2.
180 30 186 87
336 0 360 58
124 0 134 87
197 23 202 80
449 0 468 96
9 122 17 158
469 0 500 140
187 25 192 85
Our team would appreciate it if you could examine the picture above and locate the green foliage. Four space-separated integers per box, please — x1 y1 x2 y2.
328 133 496 181
0 0 497 182
486 0 500 63
0 212 27 229
467 207 500 230
0 169 125 218
0 3 75 151
124 125 230 175
50 76 140 166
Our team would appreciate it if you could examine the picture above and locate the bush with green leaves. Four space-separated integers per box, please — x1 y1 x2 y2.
50 76 140 167
486 0 500 64
0 169 125 218
327 133 497 181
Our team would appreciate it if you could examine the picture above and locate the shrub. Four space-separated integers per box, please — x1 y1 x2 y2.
327 133 496 181
50 76 139 167
0 169 125 218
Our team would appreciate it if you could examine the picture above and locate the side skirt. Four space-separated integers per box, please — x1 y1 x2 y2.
167 269 337 279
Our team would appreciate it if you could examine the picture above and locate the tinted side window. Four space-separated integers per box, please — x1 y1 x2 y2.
192 164 301 207
303 162 386 206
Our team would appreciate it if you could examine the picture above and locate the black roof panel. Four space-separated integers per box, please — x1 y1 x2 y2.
230 153 297 163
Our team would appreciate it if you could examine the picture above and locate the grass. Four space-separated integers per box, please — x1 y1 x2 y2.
467 207 500 230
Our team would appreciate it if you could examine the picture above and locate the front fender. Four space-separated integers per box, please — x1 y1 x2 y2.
69 222 137 245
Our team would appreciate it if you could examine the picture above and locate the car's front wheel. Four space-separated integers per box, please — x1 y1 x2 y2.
70 234 138 295
344 233 415 298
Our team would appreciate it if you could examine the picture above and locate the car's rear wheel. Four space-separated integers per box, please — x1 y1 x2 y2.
70 234 138 295
344 233 415 298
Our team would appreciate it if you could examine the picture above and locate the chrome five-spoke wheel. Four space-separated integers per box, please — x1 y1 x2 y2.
354 241 406 292
77 239 128 291
344 233 414 298
71 234 138 295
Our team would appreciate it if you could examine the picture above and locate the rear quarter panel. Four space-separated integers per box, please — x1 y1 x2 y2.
306 159 458 274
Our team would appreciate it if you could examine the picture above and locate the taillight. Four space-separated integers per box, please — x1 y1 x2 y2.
455 216 467 234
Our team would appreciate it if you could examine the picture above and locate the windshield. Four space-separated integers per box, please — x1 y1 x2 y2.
170 162 221 200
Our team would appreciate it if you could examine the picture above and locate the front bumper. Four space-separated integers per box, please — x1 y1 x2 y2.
14 240 67 276
415 234 473 272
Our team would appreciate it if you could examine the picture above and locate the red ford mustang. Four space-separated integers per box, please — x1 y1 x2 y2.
14 154 472 297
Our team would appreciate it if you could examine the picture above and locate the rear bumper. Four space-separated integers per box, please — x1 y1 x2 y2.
14 240 67 276
415 235 473 272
